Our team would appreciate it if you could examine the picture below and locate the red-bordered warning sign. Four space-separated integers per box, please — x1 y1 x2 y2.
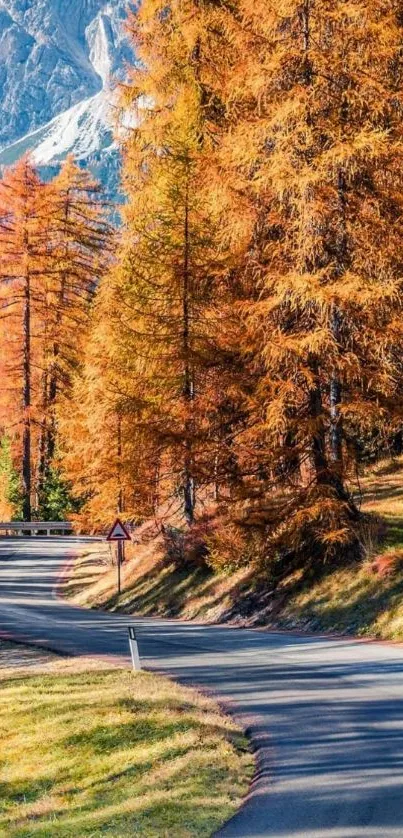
106 518 132 542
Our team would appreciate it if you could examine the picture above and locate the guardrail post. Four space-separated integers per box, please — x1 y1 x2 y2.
128 626 141 671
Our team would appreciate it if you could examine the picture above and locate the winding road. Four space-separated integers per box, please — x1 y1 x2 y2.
1 537 403 837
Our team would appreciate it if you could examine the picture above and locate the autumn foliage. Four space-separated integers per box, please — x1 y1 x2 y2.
63 0 403 573
0 156 110 520
2 2 403 578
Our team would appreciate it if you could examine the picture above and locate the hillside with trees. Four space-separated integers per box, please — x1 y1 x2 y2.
2 1 403 621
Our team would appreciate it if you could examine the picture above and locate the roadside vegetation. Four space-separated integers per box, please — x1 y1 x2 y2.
0 644 253 838
275 459 403 640
56 2 403 622
63 457 403 642
3 2 403 637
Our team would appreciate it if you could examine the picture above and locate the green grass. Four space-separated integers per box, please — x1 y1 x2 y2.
0 663 253 837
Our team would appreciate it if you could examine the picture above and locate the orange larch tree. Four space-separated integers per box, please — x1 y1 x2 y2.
0 155 111 520
199 0 403 568
37 156 112 498
110 0 239 524
59 271 160 529
0 157 51 520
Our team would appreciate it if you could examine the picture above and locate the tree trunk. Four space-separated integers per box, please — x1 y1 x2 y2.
329 305 343 467
183 183 195 525
37 371 49 507
329 167 348 469
152 456 161 516
46 347 58 465
393 430 403 456
22 266 31 521
308 357 328 486
301 2 330 490
301 3 348 501
117 412 123 515
46 196 69 468
301 0 313 87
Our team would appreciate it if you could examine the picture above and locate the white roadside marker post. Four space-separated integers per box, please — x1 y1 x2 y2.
128 626 141 671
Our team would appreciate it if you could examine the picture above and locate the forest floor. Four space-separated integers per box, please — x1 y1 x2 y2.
0 640 252 838
63 458 403 642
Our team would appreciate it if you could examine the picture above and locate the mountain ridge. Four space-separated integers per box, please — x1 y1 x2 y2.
0 0 130 196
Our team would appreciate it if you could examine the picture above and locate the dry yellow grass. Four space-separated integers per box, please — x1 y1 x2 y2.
0 645 254 838
62 457 403 640
274 459 403 639
62 536 251 624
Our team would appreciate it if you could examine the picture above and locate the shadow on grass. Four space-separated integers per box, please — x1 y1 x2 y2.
64 712 216 753
5 798 232 838
279 565 403 636
384 518 403 548
0 777 54 805
1 667 249 838
63 557 110 599
103 564 214 617
1 760 235 837
361 484 403 504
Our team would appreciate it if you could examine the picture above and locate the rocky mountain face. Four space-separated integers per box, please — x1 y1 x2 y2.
0 0 131 197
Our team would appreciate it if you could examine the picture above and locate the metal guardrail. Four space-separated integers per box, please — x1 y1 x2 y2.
0 521 73 536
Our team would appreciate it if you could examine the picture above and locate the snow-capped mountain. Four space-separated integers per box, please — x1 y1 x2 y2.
0 0 131 196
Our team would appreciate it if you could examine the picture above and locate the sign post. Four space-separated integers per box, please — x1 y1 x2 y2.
106 518 132 597
117 540 123 595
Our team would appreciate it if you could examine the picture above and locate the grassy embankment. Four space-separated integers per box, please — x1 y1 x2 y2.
63 458 403 640
0 643 253 838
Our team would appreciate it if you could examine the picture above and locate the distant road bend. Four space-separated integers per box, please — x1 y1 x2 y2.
1 536 403 838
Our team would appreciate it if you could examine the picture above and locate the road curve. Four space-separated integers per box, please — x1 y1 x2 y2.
1 537 403 838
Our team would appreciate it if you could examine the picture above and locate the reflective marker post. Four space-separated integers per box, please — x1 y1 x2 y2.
128 626 141 671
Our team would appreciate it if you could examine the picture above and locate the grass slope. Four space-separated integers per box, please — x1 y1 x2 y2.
0 652 253 838
63 458 403 641
275 460 403 639
63 539 251 624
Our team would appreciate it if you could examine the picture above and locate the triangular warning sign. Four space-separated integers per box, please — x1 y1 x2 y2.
106 518 131 542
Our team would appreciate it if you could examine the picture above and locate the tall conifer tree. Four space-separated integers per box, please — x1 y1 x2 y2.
110 0 236 522
0 158 50 520
38 156 111 489
0 156 111 520
200 0 403 565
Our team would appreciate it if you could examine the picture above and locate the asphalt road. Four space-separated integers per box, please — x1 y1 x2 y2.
1 537 403 838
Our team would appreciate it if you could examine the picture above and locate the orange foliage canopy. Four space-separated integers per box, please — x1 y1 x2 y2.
0 155 111 520
59 2 403 572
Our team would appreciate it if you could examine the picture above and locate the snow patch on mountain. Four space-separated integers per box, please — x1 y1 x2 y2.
0 0 131 196
32 12 114 165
